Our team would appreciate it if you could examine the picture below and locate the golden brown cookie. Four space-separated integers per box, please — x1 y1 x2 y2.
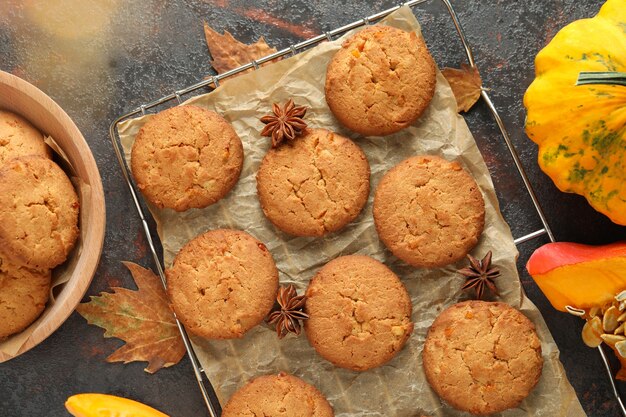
221 372 334 417
166 229 279 339
373 155 485 268
0 157 79 270
0 258 51 339
423 301 543 415
130 105 243 211
325 25 436 136
0 110 51 164
256 128 370 237
304 255 413 371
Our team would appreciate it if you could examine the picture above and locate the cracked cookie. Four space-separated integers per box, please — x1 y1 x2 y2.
0 257 51 339
373 155 485 268
130 105 243 211
0 110 51 164
256 128 370 237
423 301 543 415
0 156 79 270
222 372 334 417
304 255 413 371
325 25 436 137
166 229 279 339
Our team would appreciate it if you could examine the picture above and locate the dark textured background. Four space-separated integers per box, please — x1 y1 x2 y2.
1 0 625 416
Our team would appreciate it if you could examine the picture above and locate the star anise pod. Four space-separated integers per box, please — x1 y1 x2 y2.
260 99 308 148
459 251 500 300
266 284 309 339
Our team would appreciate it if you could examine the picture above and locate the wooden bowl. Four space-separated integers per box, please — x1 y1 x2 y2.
0 70 105 362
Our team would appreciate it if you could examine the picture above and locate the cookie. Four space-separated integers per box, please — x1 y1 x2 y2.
256 128 370 237
222 372 334 417
325 25 436 136
166 229 279 339
423 301 543 415
373 155 485 268
0 259 51 339
130 105 243 212
0 157 79 270
304 255 413 371
0 110 51 164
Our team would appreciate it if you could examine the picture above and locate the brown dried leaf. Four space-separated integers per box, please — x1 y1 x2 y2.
441 63 482 112
204 22 279 79
76 262 184 374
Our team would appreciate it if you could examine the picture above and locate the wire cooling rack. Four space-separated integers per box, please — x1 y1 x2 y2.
109 0 626 415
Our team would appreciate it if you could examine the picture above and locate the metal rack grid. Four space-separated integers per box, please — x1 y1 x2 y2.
108 0 625 415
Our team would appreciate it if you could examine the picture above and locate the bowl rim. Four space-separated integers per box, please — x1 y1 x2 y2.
0 70 106 362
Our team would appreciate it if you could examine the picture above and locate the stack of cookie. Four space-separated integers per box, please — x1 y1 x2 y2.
0 110 80 340
128 24 542 417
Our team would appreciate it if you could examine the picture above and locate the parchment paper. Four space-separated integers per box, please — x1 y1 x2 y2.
118 7 586 416
0 136 90 357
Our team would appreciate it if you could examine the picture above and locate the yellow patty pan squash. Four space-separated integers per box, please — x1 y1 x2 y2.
65 394 169 417
524 0 626 225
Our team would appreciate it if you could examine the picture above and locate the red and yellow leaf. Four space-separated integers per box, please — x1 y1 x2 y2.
76 262 184 374
442 64 482 112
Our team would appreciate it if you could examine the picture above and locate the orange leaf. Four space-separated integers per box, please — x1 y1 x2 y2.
204 22 279 78
76 262 184 374
441 64 482 112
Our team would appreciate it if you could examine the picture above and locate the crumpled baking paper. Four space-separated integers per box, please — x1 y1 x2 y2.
0 136 89 358
118 6 586 416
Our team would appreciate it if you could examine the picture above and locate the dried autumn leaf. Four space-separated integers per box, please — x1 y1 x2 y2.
204 22 279 79
442 63 483 112
76 262 184 374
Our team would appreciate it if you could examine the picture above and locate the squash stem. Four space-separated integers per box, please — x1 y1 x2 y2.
576 71 626 87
